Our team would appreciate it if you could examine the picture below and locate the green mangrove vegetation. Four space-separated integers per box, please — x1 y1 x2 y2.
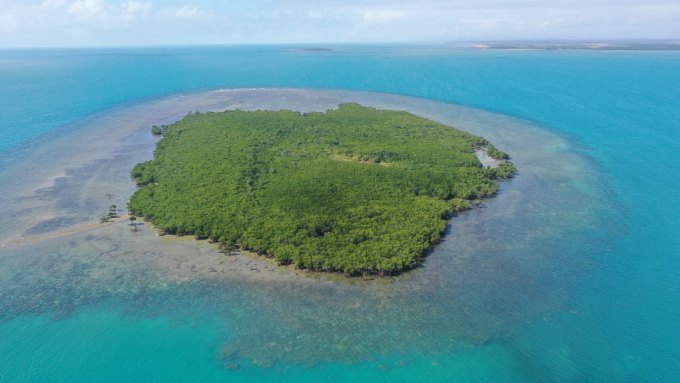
99 204 119 223
151 125 163 136
128 104 515 275
486 143 510 160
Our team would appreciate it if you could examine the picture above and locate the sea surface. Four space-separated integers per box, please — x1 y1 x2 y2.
0 45 679 382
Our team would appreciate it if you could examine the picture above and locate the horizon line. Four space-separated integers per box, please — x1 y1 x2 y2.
1 38 680 51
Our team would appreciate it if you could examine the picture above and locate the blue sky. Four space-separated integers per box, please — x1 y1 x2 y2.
1 0 679 47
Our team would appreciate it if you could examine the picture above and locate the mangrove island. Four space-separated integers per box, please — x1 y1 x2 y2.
128 103 515 275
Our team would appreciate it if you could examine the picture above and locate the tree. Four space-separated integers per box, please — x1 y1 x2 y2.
151 125 163 136
129 216 140 232
108 204 118 219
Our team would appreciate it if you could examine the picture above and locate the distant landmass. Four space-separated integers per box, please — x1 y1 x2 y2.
286 47 334 52
450 40 680 51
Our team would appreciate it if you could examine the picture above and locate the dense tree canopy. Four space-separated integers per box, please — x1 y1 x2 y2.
128 104 514 275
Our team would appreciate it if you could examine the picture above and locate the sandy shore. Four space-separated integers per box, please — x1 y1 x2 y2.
475 148 505 168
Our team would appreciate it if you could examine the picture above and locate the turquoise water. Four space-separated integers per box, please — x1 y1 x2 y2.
0 46 679 381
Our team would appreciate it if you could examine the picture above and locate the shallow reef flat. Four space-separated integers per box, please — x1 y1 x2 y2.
0 89 616 370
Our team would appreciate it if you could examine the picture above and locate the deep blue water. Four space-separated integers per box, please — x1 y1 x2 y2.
1 45 679 381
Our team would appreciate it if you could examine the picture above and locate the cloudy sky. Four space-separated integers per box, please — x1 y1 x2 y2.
1 0 679 47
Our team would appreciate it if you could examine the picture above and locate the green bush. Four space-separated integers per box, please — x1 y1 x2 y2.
151 125 163 136
486 143 510 160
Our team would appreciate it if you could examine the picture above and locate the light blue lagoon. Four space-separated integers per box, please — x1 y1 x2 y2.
0 46 679 382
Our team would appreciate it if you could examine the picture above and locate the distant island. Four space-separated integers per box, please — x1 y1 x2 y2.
288 47 334 52
128 104 515 275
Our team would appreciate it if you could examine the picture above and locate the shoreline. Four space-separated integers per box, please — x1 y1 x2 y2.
128 104 516 276
0 89 525 274
0 89 593 282
0 88 612 367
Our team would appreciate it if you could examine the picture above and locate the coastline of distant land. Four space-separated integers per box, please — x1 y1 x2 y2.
448 39 680 51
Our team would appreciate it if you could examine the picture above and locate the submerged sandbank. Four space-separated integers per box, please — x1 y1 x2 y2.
0 87 607 287
0 89 613 367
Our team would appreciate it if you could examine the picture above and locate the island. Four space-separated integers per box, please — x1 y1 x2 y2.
128 103 515 275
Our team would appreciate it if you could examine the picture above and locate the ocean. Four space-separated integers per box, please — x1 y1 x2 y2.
0 45 678 382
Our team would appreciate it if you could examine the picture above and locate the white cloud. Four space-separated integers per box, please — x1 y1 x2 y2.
0 0 679 47
121 1 152 21
65 0 152 23
361 9 405 22
0 13 19 32
67 0 108 21
161 5 201 19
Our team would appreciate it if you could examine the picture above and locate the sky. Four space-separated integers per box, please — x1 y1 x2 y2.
1 0 679 47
